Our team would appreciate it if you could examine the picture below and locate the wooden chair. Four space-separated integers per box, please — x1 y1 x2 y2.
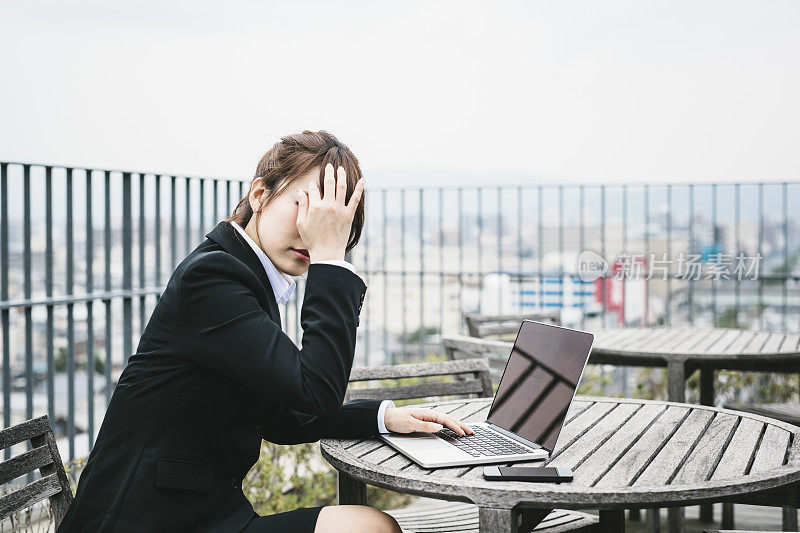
1 415 74 529
440 334 514 382
346 358 494 402
346 358 599 533
722 401 800 531
464 312 560 340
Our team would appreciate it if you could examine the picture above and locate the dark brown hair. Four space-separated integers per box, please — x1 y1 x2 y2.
225 130 365 253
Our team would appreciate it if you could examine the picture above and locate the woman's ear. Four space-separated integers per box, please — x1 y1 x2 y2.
248 181 266 213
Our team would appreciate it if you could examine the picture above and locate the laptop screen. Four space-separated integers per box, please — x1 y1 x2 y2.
486 321 594 452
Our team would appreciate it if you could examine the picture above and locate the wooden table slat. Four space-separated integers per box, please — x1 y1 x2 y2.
360 443 402 466
691 329 731 354
740 330 772 354
594 328 645 351
339 438 363 449
348 439 385 458
549 403 641 470
466 404 493 423
594 405 690 488
653 327 697 352
632 327 682 352
633 409 715 486
760 332 786 354
670 328 717 355
672 413 739 484
592 328 631 346
435 401 487 421
703 329 744 354
425 464 474 480
787 434 800 465
459 464 487 480
549 402 617 459
564 401 593 425
778 333 800 353
612 328 660 350
723 330 757 355
571 403 667 486
750 424 791 474
652 328 702 354
377 449 418 472
710 418 765 481
399 462 433 478
595 328 642 348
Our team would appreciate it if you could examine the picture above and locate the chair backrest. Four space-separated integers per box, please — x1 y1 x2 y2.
464 311 560 339
346 358 493 402
441 334 515 382
0 415 74 527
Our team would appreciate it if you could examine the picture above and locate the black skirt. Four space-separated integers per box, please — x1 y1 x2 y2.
241 507 324 532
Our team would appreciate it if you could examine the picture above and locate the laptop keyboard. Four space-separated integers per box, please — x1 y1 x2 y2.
435 426 533 457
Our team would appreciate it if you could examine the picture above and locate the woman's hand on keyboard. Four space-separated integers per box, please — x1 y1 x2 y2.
384 407 474 436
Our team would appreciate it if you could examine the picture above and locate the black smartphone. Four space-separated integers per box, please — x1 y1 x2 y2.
483 466 573 482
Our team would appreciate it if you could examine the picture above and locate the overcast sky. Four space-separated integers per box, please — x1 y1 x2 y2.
1 1 798 187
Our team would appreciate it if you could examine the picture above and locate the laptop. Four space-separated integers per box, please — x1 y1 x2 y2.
379 320 595 468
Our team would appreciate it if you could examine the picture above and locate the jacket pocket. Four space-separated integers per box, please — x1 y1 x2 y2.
156 458 215 494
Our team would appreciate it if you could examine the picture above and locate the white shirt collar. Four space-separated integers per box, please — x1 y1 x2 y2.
229 220 296 305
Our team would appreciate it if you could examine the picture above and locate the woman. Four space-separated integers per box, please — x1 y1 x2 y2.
57 130 472 532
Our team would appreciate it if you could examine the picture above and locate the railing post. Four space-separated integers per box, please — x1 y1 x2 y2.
104 170 113 407
86 169 95 448
66 167 75 460
122 171 132 368
139 173 146 336
46 166 55 426
23 164 33 427
1 162 10 460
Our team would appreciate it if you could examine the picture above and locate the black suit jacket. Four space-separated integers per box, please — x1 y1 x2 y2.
58 220 378 532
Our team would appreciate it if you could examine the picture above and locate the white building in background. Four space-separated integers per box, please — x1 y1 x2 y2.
514 273 600 325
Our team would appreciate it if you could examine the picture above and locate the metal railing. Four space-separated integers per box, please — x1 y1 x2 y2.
348 183 799 366
1 160 798 463
1 162 246 461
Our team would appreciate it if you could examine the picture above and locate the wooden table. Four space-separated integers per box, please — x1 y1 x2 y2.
321 397 800 533
592 327 800 529
591 327 800 403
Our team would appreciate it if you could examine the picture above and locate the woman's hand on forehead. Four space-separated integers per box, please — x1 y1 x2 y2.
295 163 364 262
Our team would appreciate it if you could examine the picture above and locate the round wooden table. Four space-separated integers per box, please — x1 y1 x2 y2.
321 397 800 533
591 327 800 402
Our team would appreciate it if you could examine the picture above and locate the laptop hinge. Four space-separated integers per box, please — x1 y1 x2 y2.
486 422 546 451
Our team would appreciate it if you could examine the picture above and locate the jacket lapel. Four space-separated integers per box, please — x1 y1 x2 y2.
205 221 282 327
